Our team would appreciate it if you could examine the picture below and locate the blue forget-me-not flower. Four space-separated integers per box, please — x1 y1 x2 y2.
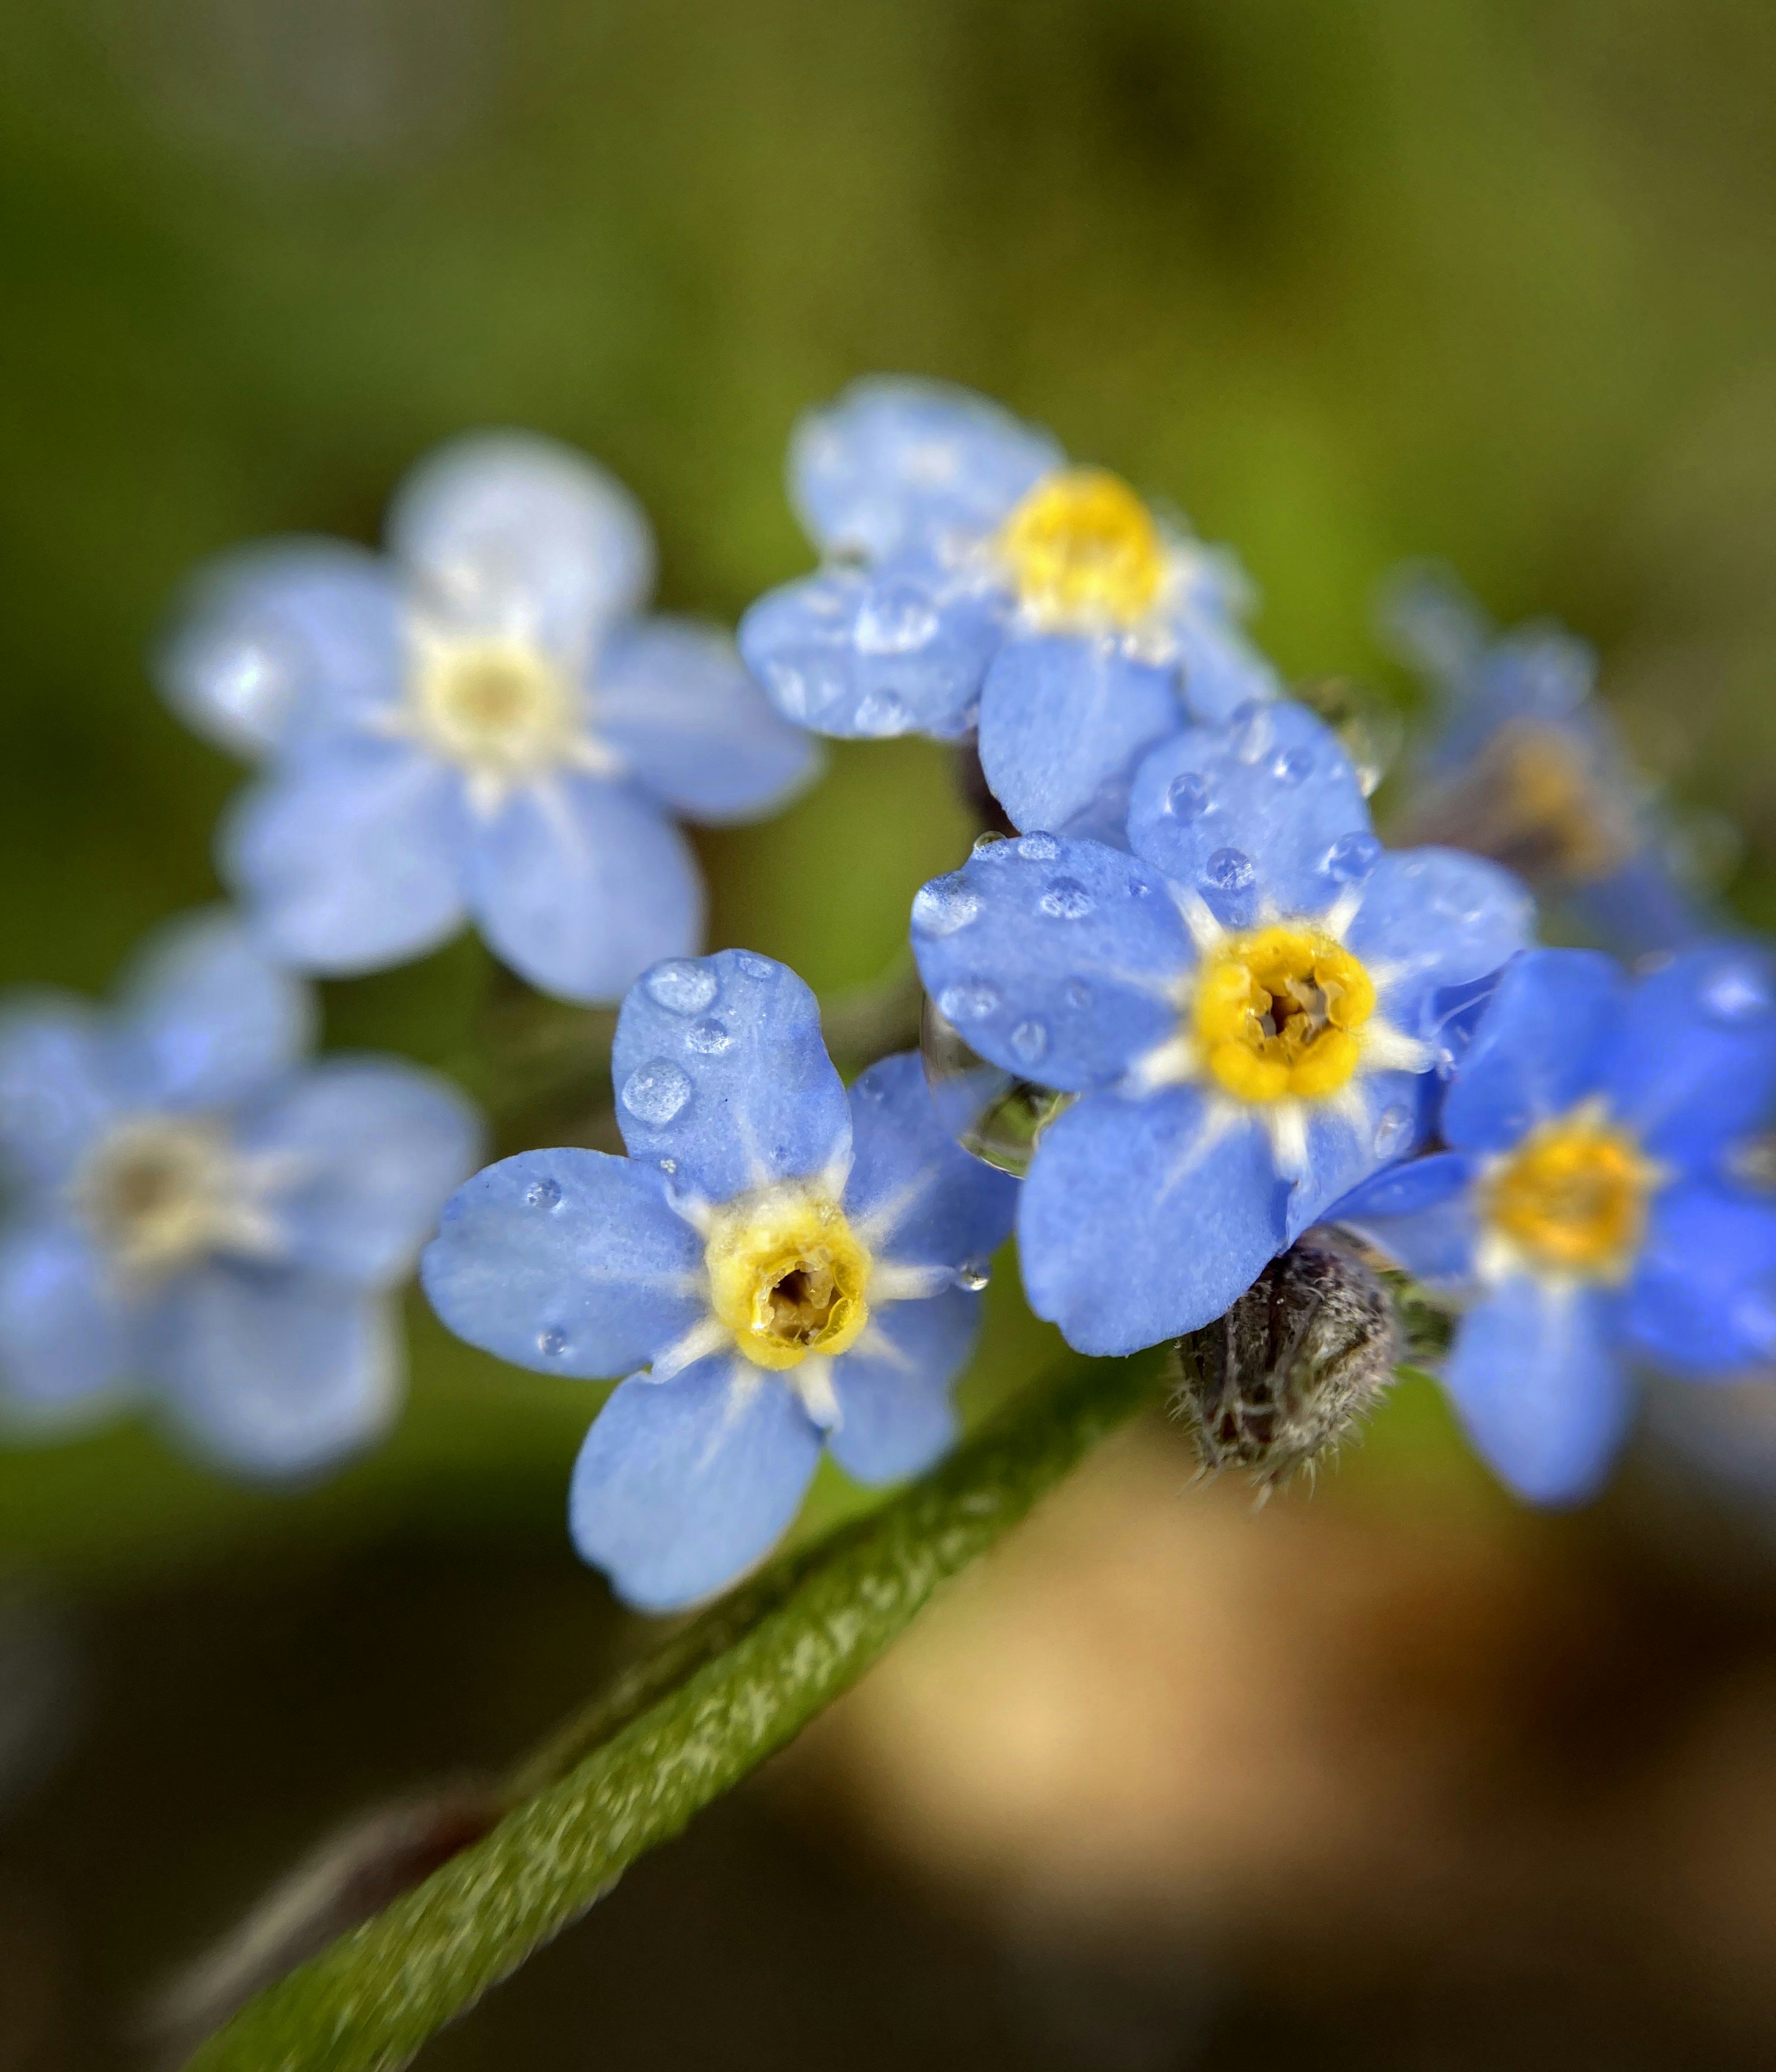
912 699 1532 1356
421 949 1017 1611
739 377 1280 840
0 911 480 1474
1329 944 1776 1505
159 432 820 1003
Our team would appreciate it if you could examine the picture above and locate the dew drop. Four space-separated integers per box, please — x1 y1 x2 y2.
1372 1104 1414 1159
911 877 981 937
855 689 911 736
686 1017 733 1055
1039 877 1094 920
1009 1017 1050 1065
953 1259 992 1293
1228 701 1274 764
1165 771 1210 820
1274 746 1314 786
1066 979 1092 1010
524 1177 562 1210
1203 847 1256 894
659 1158 678 1174
856 587 938 655
737 952 776 979
645 959 717 1015
537 1328 568 1358
972 830 1011 856
1701 959 1774 1026
1323 831 1383 886
937 981 1000 1023
1018 832 1061 861
921 996 1075 1178
621 1059 692 1125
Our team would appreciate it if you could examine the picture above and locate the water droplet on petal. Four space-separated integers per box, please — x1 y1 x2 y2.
645 960 717 1015
972 830 1011 856
855 689 911 736
1009 1017 1050 1065
537 1328 568 1358
1372 1103 1414 1159
937 981 1000 1023
1165 771 1210 820
953 1259 992 1293
737 953 776 979
1039 877 1094 920
1274 746 1314 785
856 1075 887 1104
524 1177 562 1210
1066 980 1092 1010
1228 701 1274 764
659 1158 678 1173
1702 958 1775 1026
686 1017 733 1055
1203 847 1255 894
911 877 982 937
1018 832 1061 861
621 1059 692 1125
921 996 1074 1178
1323 831 1383 886
855 586 938 655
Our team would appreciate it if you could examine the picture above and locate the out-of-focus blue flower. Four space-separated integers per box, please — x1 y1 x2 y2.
1330 944 1776 1505
158 433 820 1003
739 377 1280 839
0 911 480 1475
1385 566 1711 959
421 949 1017 1612
912 700 1532 1356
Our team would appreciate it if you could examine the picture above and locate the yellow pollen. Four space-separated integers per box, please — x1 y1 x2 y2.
704 1185 871 1371
1483 1112 1656 1280
997 467 1165 629
1193 925 1376 1104
416 637 574 775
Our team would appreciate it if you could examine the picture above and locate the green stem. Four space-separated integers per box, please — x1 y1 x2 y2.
183 1347 1164 2072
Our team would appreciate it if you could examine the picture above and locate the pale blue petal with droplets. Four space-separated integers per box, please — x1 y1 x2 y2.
421 1147 704 1380
1343 847 1534 1038
789 377 1061 562
739 557 1009 741
840 1052 1017 1272
1127 701 1372 927
465 776 702 1006
387 431 654 660
976 635 1182 839
569 1355 823 1612
1597 944 1776 1170
1439 950 1625 1155
1321 1150 1481 1288
826 1285 980 1486
1018 1086 1286 1354
1623 1182 1776 1378
1283 1067 1431 1242
1443 1277 1628 1506
0 1221 131 1419
148 1265 398 1478
0 999 118 1193
910 835 1190 1093
114 908 316 1113
220 740 469 975
240 1059 481 1288
154 541 401 758
611 950 851 1206
592 617 821 820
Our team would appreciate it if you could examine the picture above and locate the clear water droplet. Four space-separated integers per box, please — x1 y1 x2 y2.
1203 847 1256 894
659 1158 678 1173
921 996 1074 1178
645 959 717 1015
953 1259 992 1293
1372 1103 1414 1159
1066 979 1092 1010
1039 877 1094 920
621 1059 692 1125
937 981 1000 1023
1324 831 1383 885
737 952 775 979
524 1177 562 1210
855 689 911 736
855 586 938 655
1702 959 1774 1026
1228 701 1274 764
537 1328 568 1358
856 1075 887 1103
1009 1017 1050 1065
1274 746 1314 785
911 877 981 937
1018 832 1061 861
1165 771 1210 820
972 830 1011 856
686 1017 733 1055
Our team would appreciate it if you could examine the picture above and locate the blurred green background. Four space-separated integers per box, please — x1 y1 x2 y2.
5 1 1776 2065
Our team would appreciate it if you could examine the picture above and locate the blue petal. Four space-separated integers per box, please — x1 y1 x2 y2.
826 1285 980 1486
220 740 468 975
0 998 119 1192
1343 847 1535 1036
1285 1067 1433 1241
1320 1150 1480 1286
739 557 1010 741
0 1221 131 1422
421 1147 704 1379
1623 1182 1776 1377
789 377 1061 561
910 835 1190 1093
240 1059 481 1288
114 908 316 1112
387 431 654 658
1172 586 1283 725
841 1052 1018 1272
610 950 851 1205
1439 949 1625 1154
147 1265 399 1478
1598 944 1776 1171
154 541 401 758
1019 1086 1285 1354
1443 1277 1628 1505
1127 701 1372 927
592 616 821 820
1569 851 1709 964
568 1355 822 1611
467 777 701 1005
976 635 1183 838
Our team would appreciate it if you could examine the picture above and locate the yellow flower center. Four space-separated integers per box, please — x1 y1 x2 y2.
997 467 1165 629
415 636 575 777
704 1185 872 1371
1193 926 1376 1104
1483 1112 1656 1280
72 1115 245 1279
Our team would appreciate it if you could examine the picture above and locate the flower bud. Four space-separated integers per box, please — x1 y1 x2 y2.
1170 1237 1398 1487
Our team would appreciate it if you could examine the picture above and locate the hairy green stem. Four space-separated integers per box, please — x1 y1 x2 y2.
184 1347 1163 2072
